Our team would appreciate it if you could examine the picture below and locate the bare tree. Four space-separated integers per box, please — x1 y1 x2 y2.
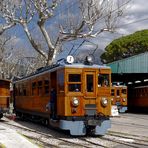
0 0 131 65
0 23 16 35
0 33 45 79
15 54 47 77
0 34 12 78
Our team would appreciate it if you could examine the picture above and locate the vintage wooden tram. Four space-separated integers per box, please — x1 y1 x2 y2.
128 85 148 112
0 79 10 119
13 56 112 136
111 84 127 113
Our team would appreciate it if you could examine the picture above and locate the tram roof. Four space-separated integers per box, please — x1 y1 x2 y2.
0 79 11 82
13 63 111 82
63 63 110 69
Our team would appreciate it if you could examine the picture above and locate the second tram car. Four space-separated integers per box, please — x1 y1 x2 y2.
13 56 112 136
111 84 128 113
128 85 148 112
0 79 10 119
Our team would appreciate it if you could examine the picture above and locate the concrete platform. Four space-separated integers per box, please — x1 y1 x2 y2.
109 113 148 137
0 124 39 148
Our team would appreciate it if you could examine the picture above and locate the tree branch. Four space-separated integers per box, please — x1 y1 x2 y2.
0 23 16 35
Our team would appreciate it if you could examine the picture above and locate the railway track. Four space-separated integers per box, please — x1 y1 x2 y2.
0 118 103 148
108 131 148 143
0 118 113 147
121 113 148 121
111 120 148 129
1 115 148 148
104 132 148 148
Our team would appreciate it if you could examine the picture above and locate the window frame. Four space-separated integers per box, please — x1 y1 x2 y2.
67 73 82 93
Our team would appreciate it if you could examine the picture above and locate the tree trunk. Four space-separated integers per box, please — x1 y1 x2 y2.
37 21 56 65
22 23 48 60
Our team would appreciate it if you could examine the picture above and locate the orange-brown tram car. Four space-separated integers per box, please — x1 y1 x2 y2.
111 85 128 113
0 79 10 119
13 57 111 136
128 85 148 112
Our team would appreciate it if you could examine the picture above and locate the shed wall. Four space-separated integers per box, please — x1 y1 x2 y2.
107 52 148 73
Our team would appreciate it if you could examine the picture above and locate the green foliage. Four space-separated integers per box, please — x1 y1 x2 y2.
101 29 148 63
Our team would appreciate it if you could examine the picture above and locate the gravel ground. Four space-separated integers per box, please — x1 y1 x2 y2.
109 113 148 137
0 124 39 148
0 113 148 148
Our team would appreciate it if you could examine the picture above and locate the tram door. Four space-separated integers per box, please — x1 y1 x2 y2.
50 71 57 89
50 71 57 115
84 71 97 115
84 71 97 100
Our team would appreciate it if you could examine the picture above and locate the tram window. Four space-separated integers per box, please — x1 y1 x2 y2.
15 87 18 96
145 88 148 96
146 88 148 96
23 89 26 96
32 82 36 95
19 86 23 96
58 72 64 92
86 74 93 92
135 90 138 97
140 88 143 97
98 74 109 87
44 80 49 85
69 84 81 92
117 90 120 96
69 74 81 82
44 80 49 95
32 82 36 88
111 89 114 96
122 89 126 94
38 81 42 95
68 74 81 92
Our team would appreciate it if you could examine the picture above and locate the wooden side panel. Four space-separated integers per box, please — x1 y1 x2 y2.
63 68 83 116
111 86 127 106
64 96 84 116
57 68 65 115
121 87 128 106
129 86 148 108
0 97 9 108
62 67 112 116
96 96 111 116
0 80 10 109
97 87 111 116
14 66 112 118
15 73 51 113
97 68 112 116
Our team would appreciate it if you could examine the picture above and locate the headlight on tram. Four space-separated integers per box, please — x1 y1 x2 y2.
71 97 79 107
101 97 108 107
122 98 126 102
111 98 114 104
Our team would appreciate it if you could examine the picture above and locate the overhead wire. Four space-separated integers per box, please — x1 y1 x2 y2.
6 0 79 43
6 0 128 42
118 17 148 28
2 1 148 46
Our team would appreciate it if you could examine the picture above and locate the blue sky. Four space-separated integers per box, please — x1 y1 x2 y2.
94 0 148 49
3 0 148 61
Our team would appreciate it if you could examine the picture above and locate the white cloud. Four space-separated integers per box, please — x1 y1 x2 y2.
2 0 148 62
99 0 148 49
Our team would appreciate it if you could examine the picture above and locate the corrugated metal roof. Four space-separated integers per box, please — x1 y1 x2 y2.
107 52 148 73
